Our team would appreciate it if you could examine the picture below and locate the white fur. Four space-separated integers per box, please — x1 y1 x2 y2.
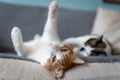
11 0 63 66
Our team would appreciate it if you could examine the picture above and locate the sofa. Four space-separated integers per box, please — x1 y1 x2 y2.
0 2 120 80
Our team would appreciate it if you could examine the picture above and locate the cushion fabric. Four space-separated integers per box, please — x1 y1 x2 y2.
62 63 120 80
0 58 56 80
0 54 120 80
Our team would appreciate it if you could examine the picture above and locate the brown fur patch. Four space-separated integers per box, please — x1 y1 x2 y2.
43 45 84 78
86 38 106 49
44 45 76 71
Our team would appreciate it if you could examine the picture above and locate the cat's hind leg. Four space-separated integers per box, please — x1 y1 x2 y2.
42 0 60 41
11 27 26 56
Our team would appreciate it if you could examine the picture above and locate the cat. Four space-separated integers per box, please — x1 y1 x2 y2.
11 0 85 78
63 34 112 57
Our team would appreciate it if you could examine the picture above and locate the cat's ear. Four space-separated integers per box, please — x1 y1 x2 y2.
96 35 103 44
73 57 85 64
54 68 63 78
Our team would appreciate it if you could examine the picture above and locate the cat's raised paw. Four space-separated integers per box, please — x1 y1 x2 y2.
11 27 21 35
48 0 58 16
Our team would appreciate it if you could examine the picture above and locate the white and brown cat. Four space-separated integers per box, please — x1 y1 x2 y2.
11 0 85 78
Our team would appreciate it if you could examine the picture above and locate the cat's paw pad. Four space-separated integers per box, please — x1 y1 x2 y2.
49 0 58 16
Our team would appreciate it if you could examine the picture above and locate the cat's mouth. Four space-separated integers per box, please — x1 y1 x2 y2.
48 43 65 61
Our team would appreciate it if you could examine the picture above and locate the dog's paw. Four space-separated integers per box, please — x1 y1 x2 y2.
48 0 58 16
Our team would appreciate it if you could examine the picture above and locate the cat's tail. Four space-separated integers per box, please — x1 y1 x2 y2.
11 27 26 56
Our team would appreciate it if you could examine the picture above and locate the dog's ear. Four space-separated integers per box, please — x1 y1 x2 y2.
96 35 103 44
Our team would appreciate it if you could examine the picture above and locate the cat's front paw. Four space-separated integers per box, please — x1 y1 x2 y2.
48 0 58 16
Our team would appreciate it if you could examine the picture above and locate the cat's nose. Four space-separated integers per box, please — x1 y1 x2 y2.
49 43 57 49
51 44 57 49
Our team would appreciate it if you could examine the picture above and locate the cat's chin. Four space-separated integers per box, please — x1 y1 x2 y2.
52 70 64 78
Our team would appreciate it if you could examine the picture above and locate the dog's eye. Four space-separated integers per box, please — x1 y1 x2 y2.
61 48 68 52
80 47 85 51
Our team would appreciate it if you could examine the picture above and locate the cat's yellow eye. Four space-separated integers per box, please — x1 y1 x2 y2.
61 48 68 52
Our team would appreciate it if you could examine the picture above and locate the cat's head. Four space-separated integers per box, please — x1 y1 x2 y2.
80 35 112 56
80 35 111 56
64 35 112 57
43 42 85 78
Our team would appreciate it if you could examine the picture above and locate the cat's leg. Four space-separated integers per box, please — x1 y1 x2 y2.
11 27 27 56
42 0 60 41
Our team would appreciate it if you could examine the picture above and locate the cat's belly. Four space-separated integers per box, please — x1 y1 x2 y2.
27 52 42 63
27 49 52 66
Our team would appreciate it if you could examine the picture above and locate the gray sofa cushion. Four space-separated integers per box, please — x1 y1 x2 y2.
0 53 120 80
63 63 120 80
0 2 95 52
1 53 120 63
0 58 56 80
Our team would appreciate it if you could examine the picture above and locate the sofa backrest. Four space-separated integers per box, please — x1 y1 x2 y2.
0 3 96 52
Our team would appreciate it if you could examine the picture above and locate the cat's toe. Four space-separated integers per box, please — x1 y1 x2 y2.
49 0 58 8
11 27 22 39
11 27 21 35
49 0 58 15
